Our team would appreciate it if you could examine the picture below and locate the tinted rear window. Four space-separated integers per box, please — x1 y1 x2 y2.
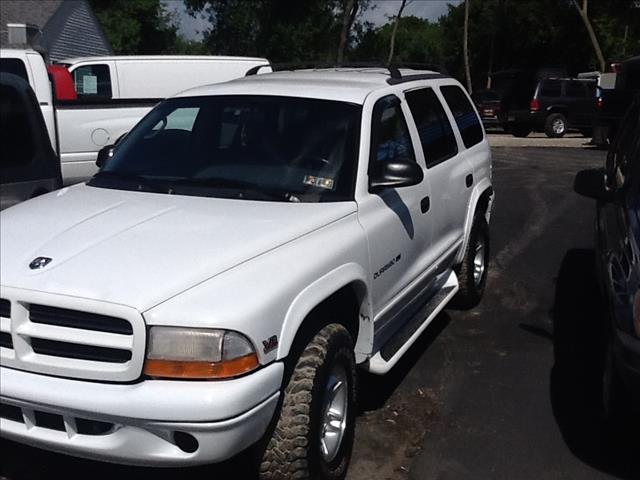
440 85 484 149
566 81 586 97
540 80 562 97
405 88 457 167
0 59 29 81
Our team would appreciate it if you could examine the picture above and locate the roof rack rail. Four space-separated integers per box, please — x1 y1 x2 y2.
244 61 450 84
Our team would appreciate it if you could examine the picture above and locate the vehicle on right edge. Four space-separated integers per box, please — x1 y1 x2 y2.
574 94 640 426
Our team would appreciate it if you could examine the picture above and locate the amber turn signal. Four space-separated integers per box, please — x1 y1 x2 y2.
144 353 259 380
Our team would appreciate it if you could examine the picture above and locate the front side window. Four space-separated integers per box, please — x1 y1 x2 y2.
89 95 361 202
405 88 457 167
440 85 484 149
369 95 415 166
73 64 112 99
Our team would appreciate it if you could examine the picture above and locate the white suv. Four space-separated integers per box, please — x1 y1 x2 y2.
0 67 493 479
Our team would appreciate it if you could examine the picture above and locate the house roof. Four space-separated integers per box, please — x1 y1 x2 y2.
0 0 112 61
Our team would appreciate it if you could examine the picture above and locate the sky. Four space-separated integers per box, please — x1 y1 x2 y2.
162 0 462 41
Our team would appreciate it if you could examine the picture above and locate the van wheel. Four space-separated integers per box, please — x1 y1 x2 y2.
259 324 356 480
511 125 531 138
545 113 567 138
452 215 490 309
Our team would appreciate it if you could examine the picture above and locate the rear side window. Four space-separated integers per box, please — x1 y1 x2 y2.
405 88 457 167
0 83 35 168
566 81 586 98
540 80 561 97
370 95 416 165
0 59 29 81
73 64 112 99
440 85 484 149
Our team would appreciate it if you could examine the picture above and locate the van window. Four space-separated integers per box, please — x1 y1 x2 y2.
73 64 112 99
0 83 35 168
405 88 457 167
541 80 561 97
370 95 416 165
0 59 29 82
440 85 484 149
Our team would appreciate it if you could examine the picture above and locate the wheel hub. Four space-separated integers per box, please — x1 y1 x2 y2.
552 119 565 134
319 364 348 462
473 239 486 287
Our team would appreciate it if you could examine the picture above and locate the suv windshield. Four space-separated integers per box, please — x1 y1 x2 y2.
89 95 362 202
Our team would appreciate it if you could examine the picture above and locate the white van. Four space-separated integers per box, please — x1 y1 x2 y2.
56 56 271 184
0 51 271 185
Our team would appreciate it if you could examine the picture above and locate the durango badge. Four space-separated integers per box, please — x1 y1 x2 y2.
29 257 52 270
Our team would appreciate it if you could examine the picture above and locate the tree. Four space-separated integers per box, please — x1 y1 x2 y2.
89 0 178 54
463 0 471 92
185 0 371 63
572 0 606 71
387 0 408 64
337 0 359 63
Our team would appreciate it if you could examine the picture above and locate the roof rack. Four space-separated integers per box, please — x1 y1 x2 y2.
245 62 448 84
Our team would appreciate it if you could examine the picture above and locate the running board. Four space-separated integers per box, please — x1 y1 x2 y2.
366 270 459 375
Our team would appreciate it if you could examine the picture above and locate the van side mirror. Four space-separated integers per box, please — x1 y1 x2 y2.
574 168 613 202
369 159 424 192
96 144 115 168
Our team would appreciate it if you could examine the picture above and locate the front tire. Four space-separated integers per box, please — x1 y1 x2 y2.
452 215 490 309
260 324 356 480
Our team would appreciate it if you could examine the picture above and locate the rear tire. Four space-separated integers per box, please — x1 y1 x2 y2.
259 324 356 480
544 113 567 138
452 215 490 309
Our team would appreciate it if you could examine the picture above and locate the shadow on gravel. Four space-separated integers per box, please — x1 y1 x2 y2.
357 312 450 413
550 248 639 480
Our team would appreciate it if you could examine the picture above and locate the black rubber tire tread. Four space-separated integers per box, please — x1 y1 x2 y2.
544 113 567 138
452 215 490 310
259 323 356 480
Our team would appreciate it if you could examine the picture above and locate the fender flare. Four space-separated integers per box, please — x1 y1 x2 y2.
456 180 494 264
277 263 373 363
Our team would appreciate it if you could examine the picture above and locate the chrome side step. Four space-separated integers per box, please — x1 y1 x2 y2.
366 270 458 375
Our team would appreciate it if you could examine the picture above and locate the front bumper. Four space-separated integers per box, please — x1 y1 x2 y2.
0 362 283 466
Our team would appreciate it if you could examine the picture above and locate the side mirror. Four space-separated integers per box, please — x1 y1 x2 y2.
96 144 115 168
574 168 613 202
369 159 424 192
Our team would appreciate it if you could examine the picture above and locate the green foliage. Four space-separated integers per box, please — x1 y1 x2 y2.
90 0 178 54
184 0 371 62
356 16 444 66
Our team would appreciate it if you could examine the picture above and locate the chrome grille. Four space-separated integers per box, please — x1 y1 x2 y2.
0 292 145 382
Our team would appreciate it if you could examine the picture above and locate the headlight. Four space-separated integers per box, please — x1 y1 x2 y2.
143 327 259 379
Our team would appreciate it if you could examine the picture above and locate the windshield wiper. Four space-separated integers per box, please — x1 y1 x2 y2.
167 177 292 201
90 171 167 193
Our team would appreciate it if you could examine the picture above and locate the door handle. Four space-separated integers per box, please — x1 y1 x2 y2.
420 196 430 214
466 174 474 188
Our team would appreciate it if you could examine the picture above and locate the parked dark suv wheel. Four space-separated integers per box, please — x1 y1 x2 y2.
545 113 567 138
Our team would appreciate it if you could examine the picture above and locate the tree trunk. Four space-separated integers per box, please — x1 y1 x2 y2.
387 0 407 65
463 0 472 92
337 0 358 63
573 0 606 72
486 33 495 89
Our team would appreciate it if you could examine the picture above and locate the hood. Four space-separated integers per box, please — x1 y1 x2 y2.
0 185 356 311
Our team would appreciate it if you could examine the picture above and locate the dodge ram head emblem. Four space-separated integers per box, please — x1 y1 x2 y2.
29 257 52 270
